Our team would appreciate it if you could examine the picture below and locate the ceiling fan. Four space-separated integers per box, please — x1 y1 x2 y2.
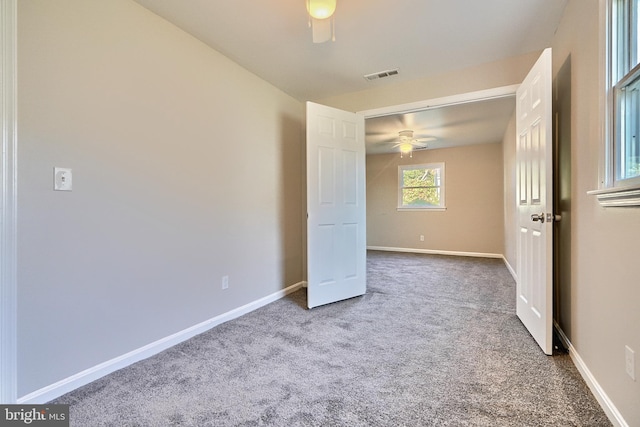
390 130 436 157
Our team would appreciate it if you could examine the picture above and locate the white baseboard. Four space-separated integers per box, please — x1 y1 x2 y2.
554 322 629 427
366 247 517 281
502 257 517 282
367 246 503 259
18 282 305 405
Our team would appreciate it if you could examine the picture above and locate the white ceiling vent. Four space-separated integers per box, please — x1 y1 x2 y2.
363 68 399 81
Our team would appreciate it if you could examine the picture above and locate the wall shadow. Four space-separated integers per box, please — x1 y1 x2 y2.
553 55 572 340
279 112 305 289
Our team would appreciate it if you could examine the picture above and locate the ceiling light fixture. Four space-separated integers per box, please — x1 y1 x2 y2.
306 0 336 43
307 0 336 19
399 130 415 158
399 142 414 158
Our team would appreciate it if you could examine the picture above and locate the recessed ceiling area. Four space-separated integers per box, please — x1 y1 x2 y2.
365 96 516 155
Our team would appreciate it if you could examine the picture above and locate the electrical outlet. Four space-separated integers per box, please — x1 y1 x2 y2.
626 345 635 381
420 235 425 242
221 275 229 290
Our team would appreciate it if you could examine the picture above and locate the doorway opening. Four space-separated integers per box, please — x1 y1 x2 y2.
359 85 518 262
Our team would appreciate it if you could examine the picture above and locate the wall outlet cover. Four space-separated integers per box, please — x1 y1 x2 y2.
625 345 635 381
54 167 73 191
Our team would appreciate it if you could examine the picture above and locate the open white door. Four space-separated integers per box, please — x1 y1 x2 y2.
516 48 554 355
306 102 366 309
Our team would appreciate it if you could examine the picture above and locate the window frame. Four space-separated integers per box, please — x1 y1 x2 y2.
614 63 640 184
397 162 446 211
612 0 640 185
591 0 640 206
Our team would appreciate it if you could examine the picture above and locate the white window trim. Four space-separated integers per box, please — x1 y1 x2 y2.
397 162 446 211
590 0 640 206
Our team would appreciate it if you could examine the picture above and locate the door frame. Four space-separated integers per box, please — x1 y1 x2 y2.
358 85 519 119
1 0 18 404
360 81 557 354
357 85 519 266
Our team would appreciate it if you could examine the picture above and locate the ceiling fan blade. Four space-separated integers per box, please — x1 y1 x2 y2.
366 133 401 144
392 138 430 145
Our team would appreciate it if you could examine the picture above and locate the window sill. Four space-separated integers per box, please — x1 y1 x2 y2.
397 207 447 212
588 185 640 207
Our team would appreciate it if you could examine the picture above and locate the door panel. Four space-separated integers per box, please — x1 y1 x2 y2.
516 48 553 355
307 102 366 309
316 224 336 285
318 147 336 205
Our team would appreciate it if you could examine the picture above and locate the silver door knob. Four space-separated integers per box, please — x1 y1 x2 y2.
531 213 545 223
547 213 562 222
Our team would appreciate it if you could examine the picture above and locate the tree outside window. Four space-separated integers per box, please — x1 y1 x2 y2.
398 163 445 210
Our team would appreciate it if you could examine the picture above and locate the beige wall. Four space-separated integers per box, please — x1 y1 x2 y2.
17 0 304 397
367 143 504 255
501 114 517 272
549 0 640 423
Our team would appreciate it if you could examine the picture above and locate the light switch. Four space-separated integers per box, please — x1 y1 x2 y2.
54 167 72 191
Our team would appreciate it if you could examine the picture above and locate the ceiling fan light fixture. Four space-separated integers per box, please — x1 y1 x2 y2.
397 130 419 158
306 0 336 19
307 0 336 43
399 142 414 154
399 130 414 140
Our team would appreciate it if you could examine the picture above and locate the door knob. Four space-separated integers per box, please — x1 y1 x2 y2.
547 213 562 222
531 213 545 223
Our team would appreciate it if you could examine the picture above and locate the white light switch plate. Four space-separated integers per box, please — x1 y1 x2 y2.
54 167 72 191
626 346 636 381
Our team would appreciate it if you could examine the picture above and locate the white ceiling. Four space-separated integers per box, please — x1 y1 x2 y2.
132 0 567 153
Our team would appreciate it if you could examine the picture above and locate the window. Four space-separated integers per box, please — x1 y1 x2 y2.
398 163 445 210
592 0 640 205
612 0 640 185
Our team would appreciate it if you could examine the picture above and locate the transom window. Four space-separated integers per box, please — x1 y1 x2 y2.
397 163 445 210
611 0 640 185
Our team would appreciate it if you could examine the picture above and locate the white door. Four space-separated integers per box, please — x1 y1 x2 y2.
306 102 366 309
516 48 554 355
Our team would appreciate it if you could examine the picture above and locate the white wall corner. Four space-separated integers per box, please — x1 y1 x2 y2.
554 322 630 427
0 0 18 405
502 256 517 282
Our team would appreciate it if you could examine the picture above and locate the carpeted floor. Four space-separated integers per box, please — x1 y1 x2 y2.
51 251 611 426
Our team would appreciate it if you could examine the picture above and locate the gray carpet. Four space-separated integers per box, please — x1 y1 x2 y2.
51 251 611 426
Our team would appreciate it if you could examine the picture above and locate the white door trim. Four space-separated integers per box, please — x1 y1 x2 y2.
357 85 519 119
1 0 18 404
